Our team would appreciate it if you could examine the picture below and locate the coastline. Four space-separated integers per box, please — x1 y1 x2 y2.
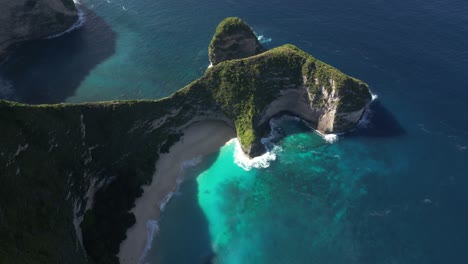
118 120 235 264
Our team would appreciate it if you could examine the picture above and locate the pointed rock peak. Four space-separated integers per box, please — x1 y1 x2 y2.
208 17 264 66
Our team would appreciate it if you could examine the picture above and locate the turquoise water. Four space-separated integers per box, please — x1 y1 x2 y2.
1 0 468 263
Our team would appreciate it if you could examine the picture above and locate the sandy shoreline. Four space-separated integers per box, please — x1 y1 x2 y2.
118 120 235 264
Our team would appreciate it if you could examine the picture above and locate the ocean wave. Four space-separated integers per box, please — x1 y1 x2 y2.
231 138 281 171
261 115 301 145
257 35 272 45
46 10 86 39
139 155 202 263
139 220 159 263
181 156 203 170
159 190 175 212
322 133 339 143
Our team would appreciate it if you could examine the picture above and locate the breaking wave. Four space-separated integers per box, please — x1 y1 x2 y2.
47 10 86 39
139 220 159 263
232 138 281 171
358 92 378 129
322 133 339 143
181 156 203 170
257 35 272 45
232 116 301 171
140 155 203 263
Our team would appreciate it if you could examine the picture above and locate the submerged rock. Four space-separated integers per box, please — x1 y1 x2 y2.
0 0 78 59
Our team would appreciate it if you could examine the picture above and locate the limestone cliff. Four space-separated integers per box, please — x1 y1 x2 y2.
208 17 264 66
0 17 371 263
0 0 78 59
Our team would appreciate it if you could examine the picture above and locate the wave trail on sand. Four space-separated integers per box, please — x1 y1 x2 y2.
139 220 159 264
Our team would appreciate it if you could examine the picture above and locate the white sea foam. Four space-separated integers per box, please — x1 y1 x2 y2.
322 133 339 144
261 115 301 145
257 35 272 45
159 191 175 212
46 10 86 39
139 155 201 263
139 220 159 263
231 138 281 171
356 92 378 129
208 63 213 68
181 156 203 169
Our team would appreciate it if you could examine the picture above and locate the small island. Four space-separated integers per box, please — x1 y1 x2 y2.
0 16 371 264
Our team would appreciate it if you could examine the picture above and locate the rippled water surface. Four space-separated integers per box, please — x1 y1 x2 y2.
1 0 468 263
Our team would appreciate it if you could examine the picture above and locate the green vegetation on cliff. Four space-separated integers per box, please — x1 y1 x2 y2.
0 18 371 264
208 17 263 65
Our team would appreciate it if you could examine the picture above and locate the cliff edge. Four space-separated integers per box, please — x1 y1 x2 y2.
0 0 78 59
0 17 372 263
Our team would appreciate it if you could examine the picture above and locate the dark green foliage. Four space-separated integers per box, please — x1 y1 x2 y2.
81 171 140 264
0 98 204 263
209 17 255 55
198 45 306 147
208 17 263 65
0 22 371 263
302 52 371 114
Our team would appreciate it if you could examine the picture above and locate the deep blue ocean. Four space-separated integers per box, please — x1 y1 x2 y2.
1 0 468 263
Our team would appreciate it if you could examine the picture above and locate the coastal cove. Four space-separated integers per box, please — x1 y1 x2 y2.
1 0 468 263
0 16 372 263
118 120 236 264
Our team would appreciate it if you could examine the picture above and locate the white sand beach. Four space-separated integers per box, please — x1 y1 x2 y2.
118 120 235 264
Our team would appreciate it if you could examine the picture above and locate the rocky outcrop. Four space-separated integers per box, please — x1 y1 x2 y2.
208 17 264 66
0 0 78 59
0 17 372 263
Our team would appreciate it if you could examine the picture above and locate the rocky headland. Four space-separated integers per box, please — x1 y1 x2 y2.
0 17 372 263
0 0 78 60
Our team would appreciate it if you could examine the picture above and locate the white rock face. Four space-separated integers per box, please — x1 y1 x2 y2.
258 76 369 134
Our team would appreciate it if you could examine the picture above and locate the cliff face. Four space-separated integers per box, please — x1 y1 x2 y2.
0 17 371 263
0 0 78 59
198 44 371 156
208 17 264 66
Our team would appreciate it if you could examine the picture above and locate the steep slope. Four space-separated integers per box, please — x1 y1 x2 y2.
0 0 78 59
208 17 264 65
0 18 371 263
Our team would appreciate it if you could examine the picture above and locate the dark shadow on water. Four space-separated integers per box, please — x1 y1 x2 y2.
146 151 221 264
0 6 116 104
348 100 406 138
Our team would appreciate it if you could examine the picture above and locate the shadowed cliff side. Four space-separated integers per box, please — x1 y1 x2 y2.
0 0 78 60
0 17 372 263
0 5 116 104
